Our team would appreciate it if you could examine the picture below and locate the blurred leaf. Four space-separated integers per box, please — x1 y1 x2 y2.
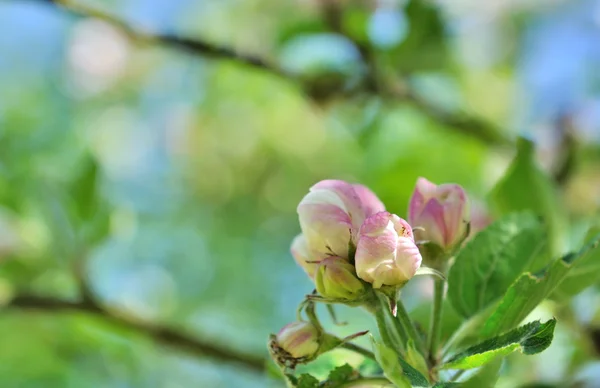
277 19 327 47
341 6 370 45
322 364 355 387
481 234 600 337
462 359 503 388
552 226 600 300
67 156 110 246
489 138 566 257
371 337 411 388
296 374 319 388
441 319 556 370
390 0 448 72
35 182 78 261
448 212 546 319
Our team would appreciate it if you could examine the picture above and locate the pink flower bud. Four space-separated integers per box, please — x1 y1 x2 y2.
297 180 385 260
355 212 422 288
315 256 365 300
276 321 320 359
291 234 320 278
408 177 469 250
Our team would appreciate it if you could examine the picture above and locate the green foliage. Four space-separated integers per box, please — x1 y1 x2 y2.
448 212 546 318
322 364 356 387
462 359 503 388
552 227 600 300
391 0 448 72
396 357 429 387
482 234 600 337
489 138 566 256
406 339 429 379
442 319 556 370
297 374 320 388
371 338 412 388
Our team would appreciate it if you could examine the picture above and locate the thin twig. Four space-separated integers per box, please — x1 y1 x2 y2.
22 0 512 147
5 293 266 372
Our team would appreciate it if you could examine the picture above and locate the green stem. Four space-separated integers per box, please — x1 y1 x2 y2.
340 342 376 360
377 292 407 355
374 305 396 351
396 301 426 355
427 278 445 363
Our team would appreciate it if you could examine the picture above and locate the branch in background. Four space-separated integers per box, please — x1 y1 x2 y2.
6 293 266 372
24 0 511 147
553 114 578 186
36 0 288 77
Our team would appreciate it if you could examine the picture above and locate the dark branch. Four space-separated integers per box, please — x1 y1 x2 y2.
33 0 288 77
6 293 266 373
26 0 511 147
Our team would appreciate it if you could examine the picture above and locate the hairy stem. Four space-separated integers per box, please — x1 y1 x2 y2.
340 342 376 361
427 278 445 364
374 305 397 351
396 301 426 356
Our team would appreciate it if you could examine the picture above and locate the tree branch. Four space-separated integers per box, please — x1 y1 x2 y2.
24 0 511 144
6 293 266 372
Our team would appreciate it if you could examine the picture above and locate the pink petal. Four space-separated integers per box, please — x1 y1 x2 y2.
352 184 385 218
408 177 438 224
414 198 447 247
290 234 320 278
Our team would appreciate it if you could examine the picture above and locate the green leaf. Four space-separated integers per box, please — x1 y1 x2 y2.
67 156 110 246
392 0 448 72
371 337 412 388
398 358 430 387
441 319 556 370
323 364 356 387
405 340 429 380
482 234 600 337
462 359 503 388
552 227 600 300
296 374 319 388
489 137 566 256
448 212 546 318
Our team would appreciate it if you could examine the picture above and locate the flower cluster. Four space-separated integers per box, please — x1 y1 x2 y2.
271 177 469 366
292 178 468 294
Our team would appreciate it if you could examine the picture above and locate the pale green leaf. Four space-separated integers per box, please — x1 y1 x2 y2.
462 359 503 388
441 319 556 370
552 227 600 300
482 234 600 337
405 340 429 381
489 137 566 256
371 337 412 388
448 212 546 318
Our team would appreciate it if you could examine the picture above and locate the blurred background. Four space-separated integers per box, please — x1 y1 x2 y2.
1 0 600 386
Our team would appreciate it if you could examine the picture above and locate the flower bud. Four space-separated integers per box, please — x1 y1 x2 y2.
408 177 469 251
291 234 320 278
275 321 320 359
315 257 365 300
297 180 385 260
355 212 422 288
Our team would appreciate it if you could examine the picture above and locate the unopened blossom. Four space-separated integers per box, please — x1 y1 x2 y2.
408 177 469 251
295 180 384 264
276 321 320 359
315 256 365 300
355 212 422 288
291 234 320 278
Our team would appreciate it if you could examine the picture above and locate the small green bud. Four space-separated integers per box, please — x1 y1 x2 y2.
315 257 365 300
